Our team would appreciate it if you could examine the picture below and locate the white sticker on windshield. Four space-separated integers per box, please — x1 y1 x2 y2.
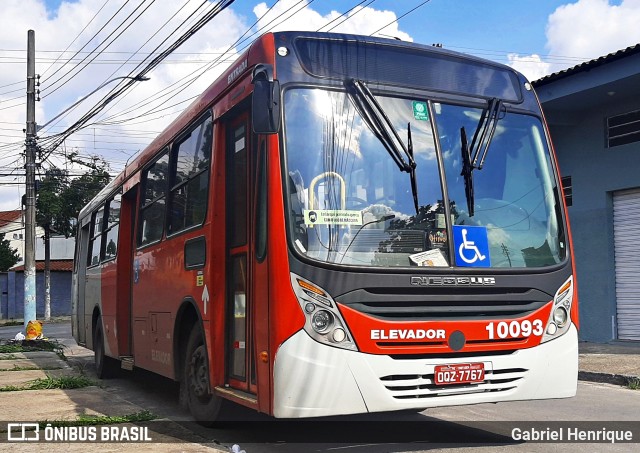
304 210 363 225
410 249 449 267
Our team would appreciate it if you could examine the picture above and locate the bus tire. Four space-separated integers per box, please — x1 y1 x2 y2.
184 327 221 425
94 317 119 379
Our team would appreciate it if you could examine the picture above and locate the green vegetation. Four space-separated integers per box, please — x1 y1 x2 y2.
628 377 640 390
0 339 66 362
0 365 64 372
0 344 25 354
29 375 94 390
0 237 20 271
36 164 110 238
0 339 64 353
0 375 95 392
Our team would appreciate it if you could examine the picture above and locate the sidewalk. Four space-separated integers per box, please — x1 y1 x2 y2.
0 346 226 451
578 340 640 386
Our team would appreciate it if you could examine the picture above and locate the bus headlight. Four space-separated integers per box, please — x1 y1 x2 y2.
290 273 358 351
542 276 574 343
553 306 568 327
312 310 333 333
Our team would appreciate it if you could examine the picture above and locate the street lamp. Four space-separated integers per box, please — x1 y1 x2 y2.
38 75 150 130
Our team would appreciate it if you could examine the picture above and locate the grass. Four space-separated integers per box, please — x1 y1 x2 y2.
0 339 64 353
0 365 64 372
40 410 156 428
0 375 95 392
627 377 640 390
0 339 67 362
0 345 25 354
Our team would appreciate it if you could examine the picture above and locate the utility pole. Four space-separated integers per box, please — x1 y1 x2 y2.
44 225 51 321
24 29 37 330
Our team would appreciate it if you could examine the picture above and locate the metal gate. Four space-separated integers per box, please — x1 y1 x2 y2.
613 189 640 340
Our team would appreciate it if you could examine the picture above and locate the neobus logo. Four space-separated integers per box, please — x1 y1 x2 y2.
410 276 496 286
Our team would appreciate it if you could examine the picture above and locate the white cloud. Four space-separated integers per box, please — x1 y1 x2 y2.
546 0 640 61
253 0 412 41
507 53 552 82
506 0 640 81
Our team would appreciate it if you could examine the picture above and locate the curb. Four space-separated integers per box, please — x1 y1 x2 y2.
0 316 71 327
578 371 639 386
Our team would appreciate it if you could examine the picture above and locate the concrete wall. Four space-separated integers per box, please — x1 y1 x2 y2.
0 271 71 320
546 93 640 342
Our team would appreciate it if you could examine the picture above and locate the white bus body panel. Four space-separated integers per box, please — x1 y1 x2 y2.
273 324 578 418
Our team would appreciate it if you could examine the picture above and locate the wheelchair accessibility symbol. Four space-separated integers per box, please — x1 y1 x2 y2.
453 225 491 267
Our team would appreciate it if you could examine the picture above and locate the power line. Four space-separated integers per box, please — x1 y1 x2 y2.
42 0 157 98
0 80 23 90
41 0 135 92
369 0 431 37
39 0 238 162
87 0 272 126
94 0 298 126
322 0 377 32
40 0 113 77
85 0 214 123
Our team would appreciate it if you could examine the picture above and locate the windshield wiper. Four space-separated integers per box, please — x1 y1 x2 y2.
460 126 475 217
347 79 419 215
459 98 504 217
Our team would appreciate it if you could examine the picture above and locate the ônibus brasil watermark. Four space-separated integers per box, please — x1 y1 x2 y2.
6 423 152 442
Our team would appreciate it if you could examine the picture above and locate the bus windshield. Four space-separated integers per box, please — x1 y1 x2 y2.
283 87 565 268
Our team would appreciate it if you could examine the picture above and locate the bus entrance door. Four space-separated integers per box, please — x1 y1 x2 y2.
225 112 258 397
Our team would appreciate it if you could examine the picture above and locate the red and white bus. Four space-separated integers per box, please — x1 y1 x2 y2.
72 31 578 423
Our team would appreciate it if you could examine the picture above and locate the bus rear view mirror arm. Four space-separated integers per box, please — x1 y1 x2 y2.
252 64 281 134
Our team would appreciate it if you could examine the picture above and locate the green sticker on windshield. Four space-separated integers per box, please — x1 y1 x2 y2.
412 101 428 121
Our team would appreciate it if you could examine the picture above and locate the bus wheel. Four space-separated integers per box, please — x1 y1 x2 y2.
94 317 119 379
184 327 221 425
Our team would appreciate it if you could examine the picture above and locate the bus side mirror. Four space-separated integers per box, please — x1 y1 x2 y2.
252 64 281 134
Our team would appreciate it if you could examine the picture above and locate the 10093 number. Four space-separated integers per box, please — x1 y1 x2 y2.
485 320 544 340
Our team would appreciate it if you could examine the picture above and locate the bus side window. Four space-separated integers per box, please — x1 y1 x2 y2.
168 113 213 235
88 207 104 267
103 193 121 260
138 150 169 247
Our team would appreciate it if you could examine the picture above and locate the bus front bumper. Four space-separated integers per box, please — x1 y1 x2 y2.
273 324 578 418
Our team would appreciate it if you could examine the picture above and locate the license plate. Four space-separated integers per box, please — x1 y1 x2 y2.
434 363 485 385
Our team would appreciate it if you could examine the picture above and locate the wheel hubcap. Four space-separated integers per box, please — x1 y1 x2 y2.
189 345 209 399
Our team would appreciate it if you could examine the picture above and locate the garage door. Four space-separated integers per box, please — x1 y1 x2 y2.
613 189 640 341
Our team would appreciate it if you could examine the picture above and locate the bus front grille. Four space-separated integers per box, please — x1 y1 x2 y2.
337 287 550 321
379 367 528 399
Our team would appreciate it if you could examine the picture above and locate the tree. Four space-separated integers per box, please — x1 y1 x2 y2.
0 238 20 272
36 160 111 238
36 159 111 319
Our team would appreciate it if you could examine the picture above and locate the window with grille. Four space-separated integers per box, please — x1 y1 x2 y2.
561 176 572 207
608 109 640 147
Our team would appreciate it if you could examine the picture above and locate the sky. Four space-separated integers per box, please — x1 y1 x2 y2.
1 0 640 212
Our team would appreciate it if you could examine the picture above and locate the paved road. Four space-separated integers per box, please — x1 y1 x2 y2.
2 322 639 452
